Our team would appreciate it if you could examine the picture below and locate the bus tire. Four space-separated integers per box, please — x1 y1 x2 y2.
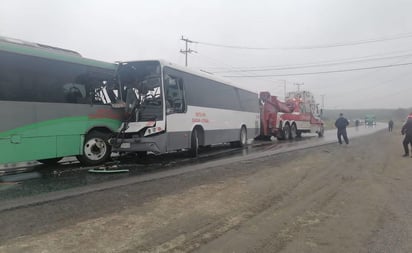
189 128 199 157
231 126 247 147
77 131 112 166
37 157 63 165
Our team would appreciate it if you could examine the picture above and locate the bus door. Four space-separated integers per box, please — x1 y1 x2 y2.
164 74 186 115
163 72 188 151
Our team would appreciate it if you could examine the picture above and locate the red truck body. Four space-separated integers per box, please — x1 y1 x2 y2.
259 91 324 140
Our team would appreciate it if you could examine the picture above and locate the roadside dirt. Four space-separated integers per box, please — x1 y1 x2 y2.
1 127 412 253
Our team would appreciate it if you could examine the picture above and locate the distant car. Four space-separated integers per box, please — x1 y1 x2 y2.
365 115 376 126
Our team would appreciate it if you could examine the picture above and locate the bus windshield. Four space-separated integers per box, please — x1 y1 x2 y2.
117 61 163 121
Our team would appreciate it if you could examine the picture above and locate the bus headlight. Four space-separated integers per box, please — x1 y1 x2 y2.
144 127 163 136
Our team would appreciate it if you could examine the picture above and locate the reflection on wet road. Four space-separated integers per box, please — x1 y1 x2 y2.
0 124 386 202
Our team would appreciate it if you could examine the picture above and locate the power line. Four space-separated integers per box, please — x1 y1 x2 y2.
194 52 295 98
323 65 412 98
193 32 412 50
223 61 412 77
206 48 412 71
330 77 412 109
211 52 412 73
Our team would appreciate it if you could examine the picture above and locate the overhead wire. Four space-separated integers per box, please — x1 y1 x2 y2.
195 52 294 84
331 83 412 109
206 48 412 70
322 52 412 108
193 32 412 50
211 51 412 73
222 61 412 77
187 33 412 107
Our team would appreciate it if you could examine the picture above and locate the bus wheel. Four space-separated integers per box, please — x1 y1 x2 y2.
77 131 112 166
37 157 62 165
239 126 247 146
231 126 247 147
189 129 199 157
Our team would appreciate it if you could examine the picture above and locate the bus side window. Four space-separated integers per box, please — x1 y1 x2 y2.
63 83 86 103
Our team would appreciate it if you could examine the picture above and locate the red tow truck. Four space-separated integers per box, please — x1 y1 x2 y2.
259 90 324 140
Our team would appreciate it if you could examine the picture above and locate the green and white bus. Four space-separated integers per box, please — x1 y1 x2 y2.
0 37 124 166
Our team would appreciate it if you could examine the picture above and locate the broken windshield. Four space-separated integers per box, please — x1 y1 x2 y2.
117 61 163 121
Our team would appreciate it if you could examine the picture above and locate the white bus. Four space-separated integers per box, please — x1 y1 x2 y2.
110 60 260 156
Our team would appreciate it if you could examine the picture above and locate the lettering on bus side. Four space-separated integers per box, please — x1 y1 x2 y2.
192 112 209 123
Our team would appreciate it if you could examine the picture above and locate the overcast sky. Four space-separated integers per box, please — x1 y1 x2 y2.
1 0 412 109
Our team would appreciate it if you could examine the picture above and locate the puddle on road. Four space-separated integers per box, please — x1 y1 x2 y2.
1 171 42 182
0 182 20 191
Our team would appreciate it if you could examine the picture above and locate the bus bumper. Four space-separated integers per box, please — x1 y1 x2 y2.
109 136 164 153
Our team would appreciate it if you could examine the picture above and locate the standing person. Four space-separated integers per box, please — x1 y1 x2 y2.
401 113 412 157
388 119 394 132
335 113 349 144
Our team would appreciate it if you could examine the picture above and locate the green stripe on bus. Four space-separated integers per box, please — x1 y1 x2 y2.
0 117 121 164
0 116 120 137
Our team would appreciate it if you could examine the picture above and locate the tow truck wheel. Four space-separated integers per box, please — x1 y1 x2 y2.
276 123 286 140
283 124 291 140
290 124 297 139
189 128 199 157
77 131 112 166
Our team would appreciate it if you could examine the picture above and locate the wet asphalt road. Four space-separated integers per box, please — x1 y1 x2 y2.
0 124 385 205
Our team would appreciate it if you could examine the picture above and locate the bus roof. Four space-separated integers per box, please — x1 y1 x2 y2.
0 36 116 70
122 59 258 95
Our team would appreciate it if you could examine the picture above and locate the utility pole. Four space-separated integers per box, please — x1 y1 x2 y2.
321 94 325 109
294 82 304 91
180 36 197 67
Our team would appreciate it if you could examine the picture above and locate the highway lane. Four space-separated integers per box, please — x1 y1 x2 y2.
0 123 386 211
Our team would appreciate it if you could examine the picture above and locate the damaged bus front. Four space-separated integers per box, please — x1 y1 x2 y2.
110 60 168 154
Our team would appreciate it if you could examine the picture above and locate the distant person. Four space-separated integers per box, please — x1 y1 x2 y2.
401 113 412 157
388 119 394 132
335 113 350 145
